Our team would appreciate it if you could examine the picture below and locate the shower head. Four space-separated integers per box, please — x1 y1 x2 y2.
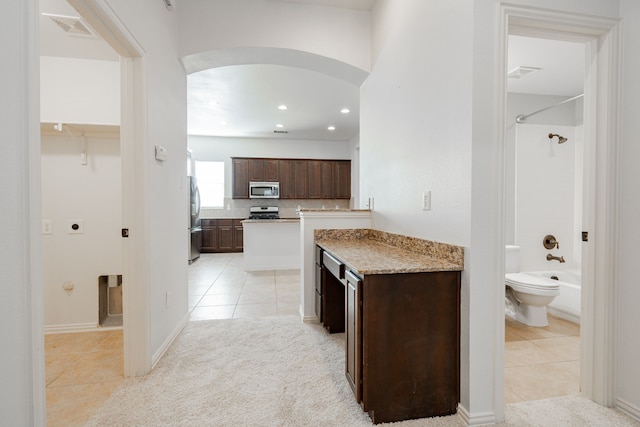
548 133 568 144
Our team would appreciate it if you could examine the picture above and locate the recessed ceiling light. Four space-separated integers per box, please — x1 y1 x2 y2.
327 126 336 131
220 121 227 126
276 124 284 128
278 105 288 110
340 108 350 114
208 100 219 106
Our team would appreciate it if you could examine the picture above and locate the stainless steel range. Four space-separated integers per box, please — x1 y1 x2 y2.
249 206 280 220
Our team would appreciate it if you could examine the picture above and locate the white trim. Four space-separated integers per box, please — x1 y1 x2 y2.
499 1 621 416
616 398 640 422
65 0 151 379
151 314 189 368
27 0 46 422
457 403 496 426
44 323 98 333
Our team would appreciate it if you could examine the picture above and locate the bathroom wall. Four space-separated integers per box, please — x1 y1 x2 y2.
41 133 122 330
513 123 583 272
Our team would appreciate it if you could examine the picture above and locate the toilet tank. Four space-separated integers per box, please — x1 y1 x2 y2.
505 245 520 274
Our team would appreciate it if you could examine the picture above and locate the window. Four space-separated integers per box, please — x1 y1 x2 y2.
195 161 225 208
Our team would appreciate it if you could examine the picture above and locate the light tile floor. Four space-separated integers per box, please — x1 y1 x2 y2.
45 253 580 425
188 253 301 321
504 314 581 403
45 329 124 427
45 253 300 426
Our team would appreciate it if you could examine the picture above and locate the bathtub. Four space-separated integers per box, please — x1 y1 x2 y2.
525 270 581 324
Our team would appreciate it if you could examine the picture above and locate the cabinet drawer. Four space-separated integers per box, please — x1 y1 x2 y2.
315 245 323 265
323 251 344 280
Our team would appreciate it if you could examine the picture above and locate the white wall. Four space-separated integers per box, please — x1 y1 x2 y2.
1 0 44 424
506 93 583 244
41 134 121 330
618 0 640 416
105 0 189 363
366 0 480 416
514 124 579 272
40 56 120 125
178 0 371 73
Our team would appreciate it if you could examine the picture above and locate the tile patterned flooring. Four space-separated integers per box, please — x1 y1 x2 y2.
504 314 580 403
45 252 580 425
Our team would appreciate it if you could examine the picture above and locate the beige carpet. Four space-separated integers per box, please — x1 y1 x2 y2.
86 316 638 426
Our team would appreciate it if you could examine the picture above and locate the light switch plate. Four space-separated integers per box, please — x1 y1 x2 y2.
155 145 167 161
422 191 431 211
42 219 53 235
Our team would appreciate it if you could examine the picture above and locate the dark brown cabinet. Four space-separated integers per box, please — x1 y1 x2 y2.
318 246 461 424
292 160 308 199
345 270 362 403
248 158 279 182
278 160 294 199
201 219 244 253
231 158 249 199
333 160 351 199
231 157 351 200
307 160 322 199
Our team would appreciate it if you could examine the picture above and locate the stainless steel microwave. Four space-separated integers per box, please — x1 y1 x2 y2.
249 181 280 199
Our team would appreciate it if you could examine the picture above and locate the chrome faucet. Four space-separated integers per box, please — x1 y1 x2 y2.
546 254 565 263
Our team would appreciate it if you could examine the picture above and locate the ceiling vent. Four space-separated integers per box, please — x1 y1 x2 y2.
273 130 289 134
162 0 175 10
508 66 541 79
42 13 96 38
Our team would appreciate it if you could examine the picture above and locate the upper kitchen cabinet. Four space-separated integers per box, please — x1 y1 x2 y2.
293 160 308 199
232 158 249 199
278 159 294 199
307 160 322 199
231 157 351 200
333 160 351 199
249 158 279 182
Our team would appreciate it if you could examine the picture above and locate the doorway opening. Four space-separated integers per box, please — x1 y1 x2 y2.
504 34 585 403
499 4 621 415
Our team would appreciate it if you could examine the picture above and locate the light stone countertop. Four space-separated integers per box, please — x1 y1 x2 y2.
242 218 300 224
315 229 464 275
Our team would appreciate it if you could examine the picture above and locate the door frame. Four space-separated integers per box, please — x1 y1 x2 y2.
498 3 621 417
66 0 151 377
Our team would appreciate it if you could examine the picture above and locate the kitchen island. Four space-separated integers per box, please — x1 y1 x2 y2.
242 218 300 271
315 228 464 424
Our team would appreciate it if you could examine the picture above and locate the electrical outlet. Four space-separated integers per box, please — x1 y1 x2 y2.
422 191 431 211
68 219 84 234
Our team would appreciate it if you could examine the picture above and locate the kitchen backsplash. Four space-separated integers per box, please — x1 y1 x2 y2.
200 198 351 219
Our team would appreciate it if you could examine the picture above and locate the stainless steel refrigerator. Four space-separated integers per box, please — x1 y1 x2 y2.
189 176 202 263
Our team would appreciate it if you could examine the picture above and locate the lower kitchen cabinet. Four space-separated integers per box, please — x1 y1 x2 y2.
318 245 461 424
201 219 244 253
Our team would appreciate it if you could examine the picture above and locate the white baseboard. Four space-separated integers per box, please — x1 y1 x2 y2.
151 313 189 369
457 403 497 426
44 323 102 334
616 397 640 421
299 305 319 323
547 307 580 325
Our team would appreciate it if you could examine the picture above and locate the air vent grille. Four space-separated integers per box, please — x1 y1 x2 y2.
42 13 96 38
273 130 289 134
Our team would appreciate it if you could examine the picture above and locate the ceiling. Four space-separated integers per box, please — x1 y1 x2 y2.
40 0 585 140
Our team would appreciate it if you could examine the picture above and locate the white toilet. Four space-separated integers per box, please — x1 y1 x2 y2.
504 245 560 327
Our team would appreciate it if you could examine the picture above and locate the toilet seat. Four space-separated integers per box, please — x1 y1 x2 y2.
505 273 560 296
